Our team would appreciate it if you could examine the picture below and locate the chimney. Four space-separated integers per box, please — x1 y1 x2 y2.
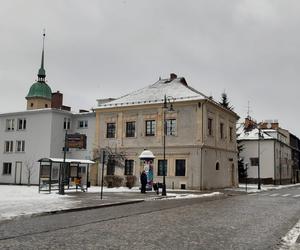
51 91 63 109
244 117 257 131
170 73 177 80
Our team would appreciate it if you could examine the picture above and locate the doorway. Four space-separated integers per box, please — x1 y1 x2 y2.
231 163 235 186
15 161 22 184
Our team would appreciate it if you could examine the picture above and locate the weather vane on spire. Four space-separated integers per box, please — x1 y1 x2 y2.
42 29 46 49
38 29 46 81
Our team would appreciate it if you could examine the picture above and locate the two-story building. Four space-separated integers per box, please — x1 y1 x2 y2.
94 73 239 190
237 118 294 184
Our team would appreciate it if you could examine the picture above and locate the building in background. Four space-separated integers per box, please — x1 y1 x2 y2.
94 73 239 190
0 36 95 185
290 133 300 183
237 117 297 184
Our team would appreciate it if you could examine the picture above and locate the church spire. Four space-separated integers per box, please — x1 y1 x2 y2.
38 31 46 82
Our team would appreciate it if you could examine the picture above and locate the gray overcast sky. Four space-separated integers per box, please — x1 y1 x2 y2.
0 0 299 136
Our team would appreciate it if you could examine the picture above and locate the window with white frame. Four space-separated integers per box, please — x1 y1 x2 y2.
106 123 116 138
4 141 13 153
2 162 12 175
166 119 176 136
17 118 26 130
175 159 186 176
6 119 15 131
16 140 25 152
78 120 88 128
145 120 156 136
126 121 135 137
124 160 134 175
157 160 167 176
63 118 71 130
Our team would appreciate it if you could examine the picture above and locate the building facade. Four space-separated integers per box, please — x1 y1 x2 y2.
237 118 294 184
94 74 239 190
0 108 96 185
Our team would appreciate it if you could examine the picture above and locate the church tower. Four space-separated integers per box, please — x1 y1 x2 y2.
26 32 52 110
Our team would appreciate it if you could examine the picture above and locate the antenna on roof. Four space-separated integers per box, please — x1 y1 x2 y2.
246 101 252 118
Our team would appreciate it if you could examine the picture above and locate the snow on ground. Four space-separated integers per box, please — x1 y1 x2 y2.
157 192 222 200
0 185 80 221
87 186 141 193
0 185 224 221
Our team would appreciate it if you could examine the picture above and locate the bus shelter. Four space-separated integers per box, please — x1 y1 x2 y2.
38 158 94 193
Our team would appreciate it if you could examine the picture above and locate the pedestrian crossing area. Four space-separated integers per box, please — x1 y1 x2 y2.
250 190 300 199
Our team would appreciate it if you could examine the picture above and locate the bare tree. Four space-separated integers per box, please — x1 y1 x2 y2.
93 145 126 175
93 145 127 187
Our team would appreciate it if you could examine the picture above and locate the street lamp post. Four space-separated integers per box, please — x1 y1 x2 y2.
59 130 68 195
162 95 174 196
162 97 167 196
257 127 262 190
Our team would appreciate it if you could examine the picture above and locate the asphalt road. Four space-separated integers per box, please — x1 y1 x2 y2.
1 187 300 250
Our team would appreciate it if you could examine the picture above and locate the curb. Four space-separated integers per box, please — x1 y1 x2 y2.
30 199 145 218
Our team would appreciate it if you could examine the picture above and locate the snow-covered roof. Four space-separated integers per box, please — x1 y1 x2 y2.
95 76 209 109
0 108 94 117
38 158 95 164
237 126 275 141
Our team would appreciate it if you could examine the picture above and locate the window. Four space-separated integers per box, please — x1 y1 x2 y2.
6 119 15 131
78 120 88 128
17 118 26 130
16 140 25 152
157 160 167 176
106 123 116 138
216 162 220 170
145 120 156 136
106 158 115 175
175 159 186 176
126 122 135 137
220 123 224 139
4 141 13 153
124 160 134 175
2 162 12 175
229 127 233 141
166 119 176 136
63 118 71 130
208 118 213 136
250 157 259 166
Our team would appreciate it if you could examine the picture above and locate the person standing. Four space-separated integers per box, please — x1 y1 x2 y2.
140 170 147 193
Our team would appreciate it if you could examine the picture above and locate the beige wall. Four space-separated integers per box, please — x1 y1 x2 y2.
27 98 51 110
95 100 238 190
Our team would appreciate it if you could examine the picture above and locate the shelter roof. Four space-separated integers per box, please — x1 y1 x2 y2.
38 158 94 164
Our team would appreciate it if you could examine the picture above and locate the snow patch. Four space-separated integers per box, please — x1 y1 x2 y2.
279 219 300 249
0 185 80 220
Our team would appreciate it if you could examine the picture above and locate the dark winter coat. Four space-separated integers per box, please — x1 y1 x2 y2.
140 172 147 185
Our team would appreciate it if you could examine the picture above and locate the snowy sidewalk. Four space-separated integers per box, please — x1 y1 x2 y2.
0 185 222 222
